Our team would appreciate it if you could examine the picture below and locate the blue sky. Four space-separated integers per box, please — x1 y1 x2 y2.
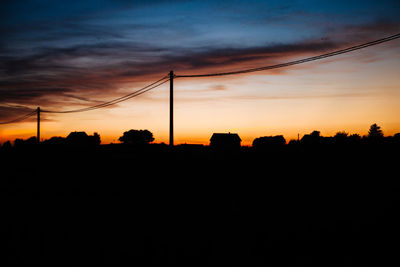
2 0 400 50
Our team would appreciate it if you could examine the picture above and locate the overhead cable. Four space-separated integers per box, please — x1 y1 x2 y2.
176 33 400 78
41 75 169 114
0 110 36 124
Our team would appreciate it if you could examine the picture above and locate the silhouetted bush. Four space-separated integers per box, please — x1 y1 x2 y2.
14 136 37 148
348 134 362 144
90 132 101 146
332 131 352 146
119 129 154 145
43 136 66 146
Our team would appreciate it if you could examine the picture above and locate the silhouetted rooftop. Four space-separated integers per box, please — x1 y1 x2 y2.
67 131 88 139
210 133 241 142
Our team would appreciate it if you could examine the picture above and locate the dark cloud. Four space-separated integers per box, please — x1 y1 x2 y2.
1 18 399 122
0 87 71 105
0 38 340 96
171 41 339 70
0 21 125 43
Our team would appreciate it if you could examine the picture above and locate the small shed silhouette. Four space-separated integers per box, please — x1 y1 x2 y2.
210 133 241 150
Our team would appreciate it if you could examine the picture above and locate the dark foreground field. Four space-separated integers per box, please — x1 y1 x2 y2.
2 144 399 265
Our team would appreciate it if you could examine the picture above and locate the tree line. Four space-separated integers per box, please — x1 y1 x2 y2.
1 123 399 150
0 129 154 149
253 123 399 149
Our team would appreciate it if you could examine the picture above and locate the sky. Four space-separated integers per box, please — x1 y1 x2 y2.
1 0 400 145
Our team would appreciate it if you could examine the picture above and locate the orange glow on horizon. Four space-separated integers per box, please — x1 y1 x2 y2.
1 46 400 146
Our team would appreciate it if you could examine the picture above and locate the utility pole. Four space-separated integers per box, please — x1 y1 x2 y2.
37 107 40 143
169 70 174 147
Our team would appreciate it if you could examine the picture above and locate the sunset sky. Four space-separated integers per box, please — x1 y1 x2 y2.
1 0 400 145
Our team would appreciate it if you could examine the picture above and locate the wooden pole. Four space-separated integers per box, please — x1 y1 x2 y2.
169 71 174 147
37 107 40 143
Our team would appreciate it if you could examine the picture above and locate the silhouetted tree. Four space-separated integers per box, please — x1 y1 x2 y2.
394 133 400 143
25 136 37 145
348 134 362 145
385 133 400 146
334 131 348 138
368 123 383 139
14 138 24 147
89 132 101 146
44 136 66 145
333 131 348 145
119 129 154 145
1 140 12 150
14 136 36 148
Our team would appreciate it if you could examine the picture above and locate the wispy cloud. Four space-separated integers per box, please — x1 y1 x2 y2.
0 16 399 121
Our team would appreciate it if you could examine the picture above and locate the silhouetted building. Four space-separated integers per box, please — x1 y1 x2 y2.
253 135 286 150
301 131 322 146
67 131 88 145
66 131 100 146
210 133 241 150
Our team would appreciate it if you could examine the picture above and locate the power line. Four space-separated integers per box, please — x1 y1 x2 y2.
1 33 399 124
0 76 169 124
41 75 169 114
0 110 36 124
176 33 400 78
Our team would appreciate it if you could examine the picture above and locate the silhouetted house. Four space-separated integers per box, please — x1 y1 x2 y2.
66 131 100 147
300 131 322 146
210 133 241 151
66 132 88 146
253 135 286 151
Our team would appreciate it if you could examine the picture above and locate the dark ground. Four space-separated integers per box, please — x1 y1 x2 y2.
1 143 399 265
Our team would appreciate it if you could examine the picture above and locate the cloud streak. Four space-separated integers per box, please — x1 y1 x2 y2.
0 17 399 121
